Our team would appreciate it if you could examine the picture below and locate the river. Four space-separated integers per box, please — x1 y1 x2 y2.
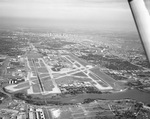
61 89 150 104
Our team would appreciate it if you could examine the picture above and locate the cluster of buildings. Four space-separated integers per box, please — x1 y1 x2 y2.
59 81 92 88
43 55 73 72
6 57 27 85
0 100 46 119
28 107 45 119
58 81 94 94
0 100 26 119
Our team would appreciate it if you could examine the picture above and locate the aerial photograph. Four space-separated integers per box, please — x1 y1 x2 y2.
0 0 150 119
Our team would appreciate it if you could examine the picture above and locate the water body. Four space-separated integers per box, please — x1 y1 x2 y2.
100 89 150 104
62 89 150 104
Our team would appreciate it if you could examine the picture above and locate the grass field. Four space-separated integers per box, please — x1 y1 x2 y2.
0 68 2 76
39 74 50 78
52 73 62 78
31 72 36 77
32 80 39 84
14 82 30 89
38 68 48 73
40 60 45 67
26 52 42 59
42 80 54 91
66 56 75 63
91 82 97 85
67 69 80 75
35 62 40 67
30 77 38 80
53 73 66 78
70 107 83 113
72 113 85 117
72 77 92 82
42 76 51 81
30 67 35 72
29 61 34 67
32 84 41 93
74 63 80 67
55 76 74 84
72 72 87 77
62 57 72 64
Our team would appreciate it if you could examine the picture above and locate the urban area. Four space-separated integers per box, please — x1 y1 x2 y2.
0 29 150 119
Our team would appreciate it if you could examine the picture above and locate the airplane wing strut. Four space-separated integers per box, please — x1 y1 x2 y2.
128 0 150 64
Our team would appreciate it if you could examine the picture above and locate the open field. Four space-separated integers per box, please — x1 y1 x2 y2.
30 77 38 80
28 61 34 67
26 52 42 59
30 67 35 72
14 82 30 89
52 73 65 78
31 72 36 76
42 80 54 91
66 69 80 75
72 72 87 77
74 63 80 67
39 74 50 78
32 80 39 84
62 56 72 64
38 67 48 73
72 77 92 82
65 55 75 63
55 76 74 85
40 60 45 67
35 62 40 67
42 76 51 81
32 84 41 93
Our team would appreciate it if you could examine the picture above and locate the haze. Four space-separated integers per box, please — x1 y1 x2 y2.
0 0 136 31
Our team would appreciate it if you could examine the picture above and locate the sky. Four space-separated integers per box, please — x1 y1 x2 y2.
0 0 137 31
